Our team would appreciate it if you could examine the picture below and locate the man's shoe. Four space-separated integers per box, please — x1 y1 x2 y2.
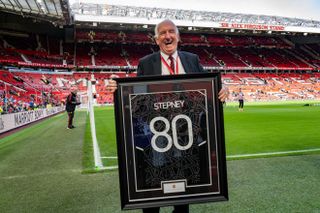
67 126 72 129
71 125 75 128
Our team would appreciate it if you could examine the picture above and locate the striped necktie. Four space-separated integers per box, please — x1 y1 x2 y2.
168 55 175 74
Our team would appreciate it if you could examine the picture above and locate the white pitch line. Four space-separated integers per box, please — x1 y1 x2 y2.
97 149 320 170
103 166 118 170
100 149 320 160
227 148 320 159
101 156 118 159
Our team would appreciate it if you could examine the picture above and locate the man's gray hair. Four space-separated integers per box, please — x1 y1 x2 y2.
154 19 179 38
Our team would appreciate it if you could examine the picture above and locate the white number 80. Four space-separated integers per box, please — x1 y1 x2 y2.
149 115 193 152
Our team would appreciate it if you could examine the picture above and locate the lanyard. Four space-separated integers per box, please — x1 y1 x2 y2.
160 55 179 75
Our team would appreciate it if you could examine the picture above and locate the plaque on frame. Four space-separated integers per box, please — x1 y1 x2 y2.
114 72 228 210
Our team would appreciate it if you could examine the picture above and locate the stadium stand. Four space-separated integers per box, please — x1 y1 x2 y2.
2 67 320 113
0 2 320 114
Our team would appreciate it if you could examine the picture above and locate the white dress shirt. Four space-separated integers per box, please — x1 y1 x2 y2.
160 51 186 75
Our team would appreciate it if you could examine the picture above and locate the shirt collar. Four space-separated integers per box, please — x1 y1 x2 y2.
160 51 178 61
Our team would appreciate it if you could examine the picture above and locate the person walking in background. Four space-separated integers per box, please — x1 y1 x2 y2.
66 89 80 129
237 88 244 111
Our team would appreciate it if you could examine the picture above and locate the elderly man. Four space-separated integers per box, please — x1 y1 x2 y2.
108 19 229 213
138 19 206 78
108 19 228 100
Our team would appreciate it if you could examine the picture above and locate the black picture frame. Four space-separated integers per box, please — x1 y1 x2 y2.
114 72 228 210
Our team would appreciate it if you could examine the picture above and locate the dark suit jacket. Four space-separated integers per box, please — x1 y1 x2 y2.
65 93 80 112
137 51 205 76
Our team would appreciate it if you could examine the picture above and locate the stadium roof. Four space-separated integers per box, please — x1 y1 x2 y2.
1 0 320 35
70 0 320 22
0 0 71 25
70 3 320 35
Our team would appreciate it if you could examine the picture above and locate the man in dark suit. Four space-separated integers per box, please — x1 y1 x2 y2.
139 19 226 213
137 47 205 76
108 19 228 101
108 19 229 213
139 19 202 213
137 19 204 77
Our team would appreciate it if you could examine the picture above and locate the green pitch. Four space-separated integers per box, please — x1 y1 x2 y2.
84 102 320 170
0 102 319 212
224 102 320 158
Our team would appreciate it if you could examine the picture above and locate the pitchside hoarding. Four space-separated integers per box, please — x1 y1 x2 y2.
0 106 64 134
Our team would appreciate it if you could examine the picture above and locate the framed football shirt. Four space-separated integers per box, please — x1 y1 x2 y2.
114 72 228 209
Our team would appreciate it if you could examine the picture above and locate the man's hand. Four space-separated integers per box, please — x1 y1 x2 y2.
218 87 229 102
106 74 118 93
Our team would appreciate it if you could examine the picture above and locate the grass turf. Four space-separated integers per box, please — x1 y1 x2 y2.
0 103 320 212
93 106 118 167
224 103 320 157
85 102 320 168
1 126 319 212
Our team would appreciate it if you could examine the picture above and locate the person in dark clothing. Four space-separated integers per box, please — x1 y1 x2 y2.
237 88 244 111
66 90 80 129
107 19 229 213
